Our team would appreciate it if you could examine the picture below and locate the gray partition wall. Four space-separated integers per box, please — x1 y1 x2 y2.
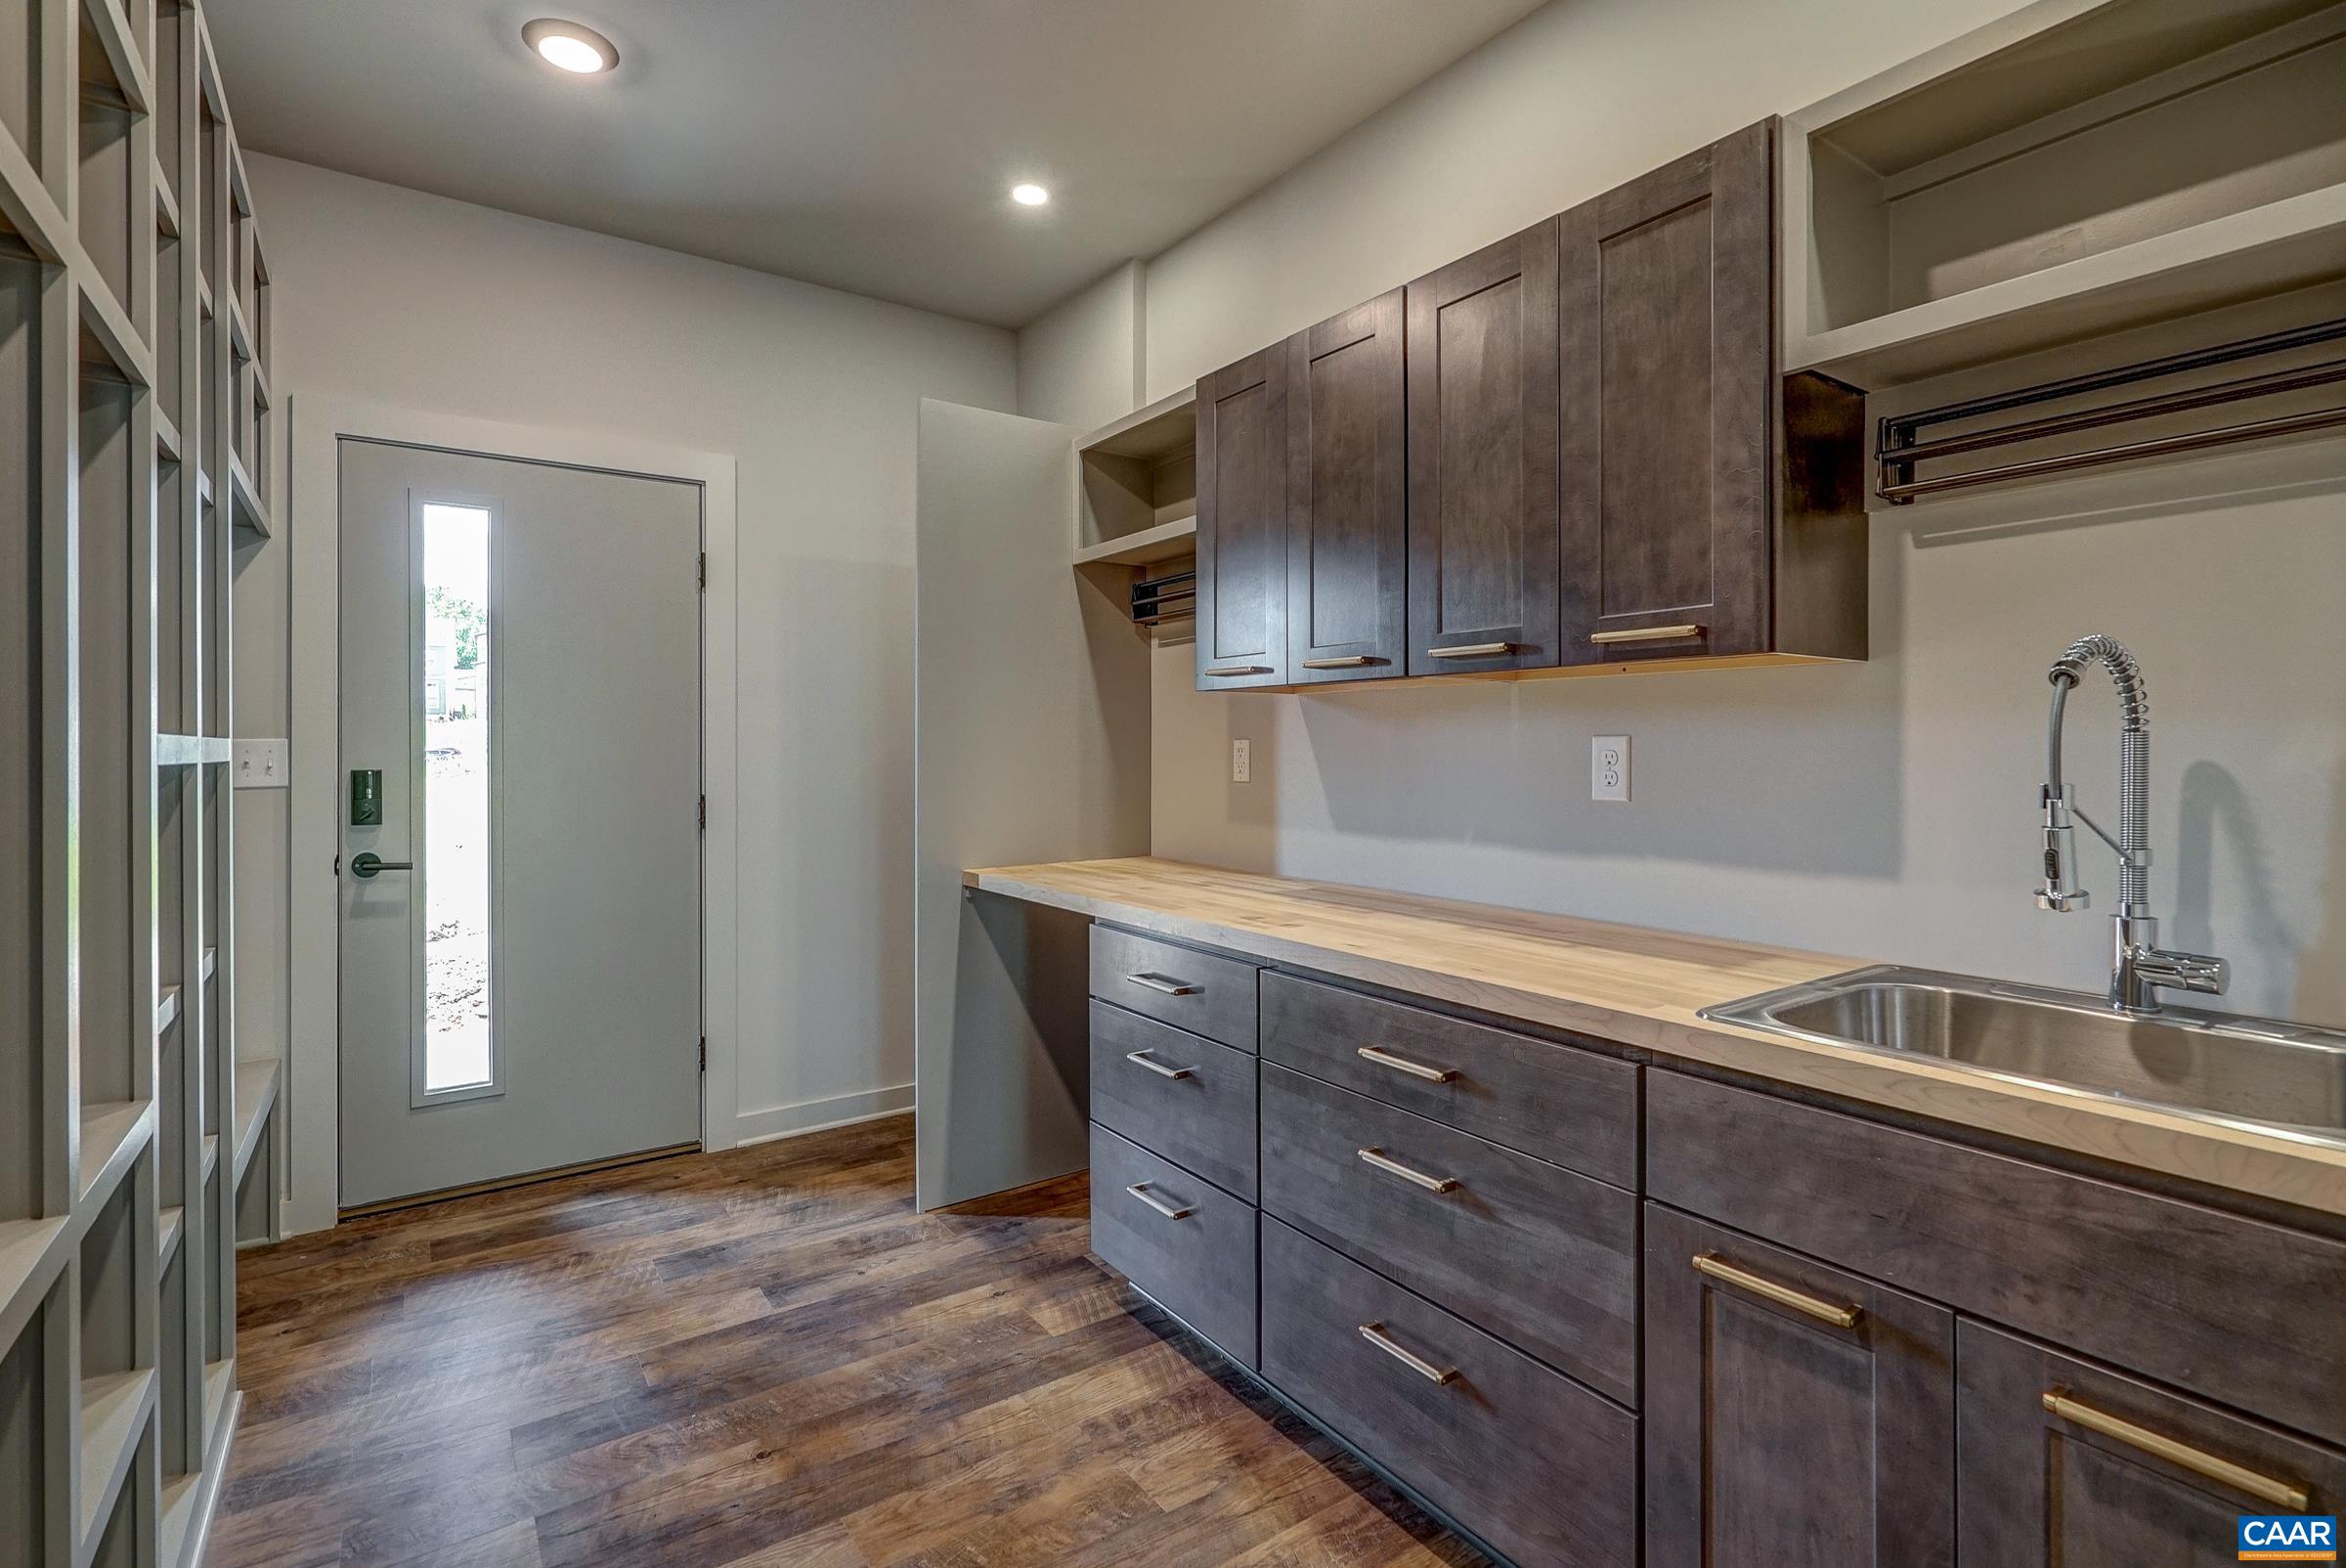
1 2 281 1562
912 400 1152 1209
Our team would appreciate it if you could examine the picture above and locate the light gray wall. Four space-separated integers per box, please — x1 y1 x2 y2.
1016 260 1145 432
238 155 1017 1151
1019 0 2346 1027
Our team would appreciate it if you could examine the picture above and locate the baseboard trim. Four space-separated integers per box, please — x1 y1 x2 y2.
734 1084 914 1148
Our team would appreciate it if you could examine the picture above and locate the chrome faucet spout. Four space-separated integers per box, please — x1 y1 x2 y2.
2033 634 2229 1014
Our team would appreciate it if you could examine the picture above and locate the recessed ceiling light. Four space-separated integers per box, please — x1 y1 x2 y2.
523 19 618 74
1010 183 1051 207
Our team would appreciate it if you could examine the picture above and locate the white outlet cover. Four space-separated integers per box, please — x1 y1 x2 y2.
234 737 290 790
1232 738 1252 784
1591 735 1629 803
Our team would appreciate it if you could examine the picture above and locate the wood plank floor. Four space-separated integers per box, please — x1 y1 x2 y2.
216 1115 1495 1567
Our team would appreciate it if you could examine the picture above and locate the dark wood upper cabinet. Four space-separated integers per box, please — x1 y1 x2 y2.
1195 345 1289 691
1956 1320 2346 1568
1405 218 1561 676
1560 119 1866 666
1285 289 1406 683
1645 1203 1957 1568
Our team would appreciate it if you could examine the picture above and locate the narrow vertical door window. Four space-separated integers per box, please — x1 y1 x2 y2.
420 502 494 1094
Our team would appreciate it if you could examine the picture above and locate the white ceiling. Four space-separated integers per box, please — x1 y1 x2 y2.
204 0 1552 327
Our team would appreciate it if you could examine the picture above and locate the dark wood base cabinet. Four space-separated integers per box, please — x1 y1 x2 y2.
1642 1204 1957 1568
1079 920 2346 1568
1957 1320 2346 1568
1262 1219 1637 1568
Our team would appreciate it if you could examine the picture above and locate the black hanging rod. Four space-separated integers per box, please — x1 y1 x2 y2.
1876 317 2346 504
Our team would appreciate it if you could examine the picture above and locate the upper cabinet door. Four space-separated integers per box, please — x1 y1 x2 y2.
1405 219 1561 677
1559 119 1773 664
1195 346 1290 691
1286 289 1406 684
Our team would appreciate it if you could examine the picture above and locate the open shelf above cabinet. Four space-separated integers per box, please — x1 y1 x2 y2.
1076 386 1197 565
1782 0 2346 388
1074 514 1196 567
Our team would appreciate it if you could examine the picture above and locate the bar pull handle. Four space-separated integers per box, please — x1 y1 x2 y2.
1589 624 1705 645
1124 1050 1194 1080
1356 1045 1458 1083
1359 1322 1458 1385
1125 972 1200 996
1301 655 1376 670
1692 1252 1862 1328
2041 1391 2310 1511
1125 1183 1195 1221
1424 642 1514 660
1202 664 1273 677
1357 1147 1459 1194
349 852 413 879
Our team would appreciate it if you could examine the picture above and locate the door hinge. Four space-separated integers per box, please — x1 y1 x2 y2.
697 551 707 590
698 794 707 831
699 1037 707 1072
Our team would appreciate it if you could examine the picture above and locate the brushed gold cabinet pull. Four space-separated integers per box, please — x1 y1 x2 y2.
1589 623 1705 645
1125 1183 1195 1221
2042 1390 2310 1511
1360 1322 1459 1385
1202 664 1273 677
1125 972 1200 996
1424 642 1514 660
1692 1252 1862 1328
1124 1050 1194 1080
1356 1045 1458 1083
1358 1147 1459 1194
1302 656 1375 670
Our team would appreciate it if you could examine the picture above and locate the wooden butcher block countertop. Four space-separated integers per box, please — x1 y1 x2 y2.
964 856 2346 1220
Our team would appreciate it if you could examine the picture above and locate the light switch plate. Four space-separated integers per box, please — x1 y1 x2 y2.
1232 738 1252 784
1591 735 1629 802
235 737 290 789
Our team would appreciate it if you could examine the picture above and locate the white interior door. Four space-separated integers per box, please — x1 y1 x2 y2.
336 438 703 1209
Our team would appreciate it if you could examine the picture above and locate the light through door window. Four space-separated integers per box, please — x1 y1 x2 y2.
422 503 493 1093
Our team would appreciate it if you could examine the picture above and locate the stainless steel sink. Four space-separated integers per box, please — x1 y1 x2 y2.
1700 965 2346 1145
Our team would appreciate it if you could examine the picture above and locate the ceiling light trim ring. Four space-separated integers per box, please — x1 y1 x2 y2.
523 18 619 74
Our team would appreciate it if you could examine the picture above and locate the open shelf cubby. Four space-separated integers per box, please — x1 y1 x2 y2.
1783 0 2346 387
1075 385 1198 565
5 1 273 1560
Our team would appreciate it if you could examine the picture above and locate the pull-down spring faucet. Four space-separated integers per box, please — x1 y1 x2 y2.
2034 633 2229 1014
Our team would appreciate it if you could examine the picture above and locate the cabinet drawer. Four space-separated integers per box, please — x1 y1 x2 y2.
1260 1063 1638 1404
1260 971 1637 1187
1262 1218 1637 1568
1088 1123 1257 1368
1089 925 1258 1050
1088 1001 1257 1201
1648 1069 2346 1448
1957 1319 2346 1568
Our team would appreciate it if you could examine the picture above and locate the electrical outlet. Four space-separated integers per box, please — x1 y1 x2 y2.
1232 738 1252 784
234 737 290 790
1591 735 1629 803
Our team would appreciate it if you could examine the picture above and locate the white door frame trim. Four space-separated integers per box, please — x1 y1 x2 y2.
286 394 741 1236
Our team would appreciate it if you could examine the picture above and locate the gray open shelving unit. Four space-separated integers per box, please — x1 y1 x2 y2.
2 0 279 1562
